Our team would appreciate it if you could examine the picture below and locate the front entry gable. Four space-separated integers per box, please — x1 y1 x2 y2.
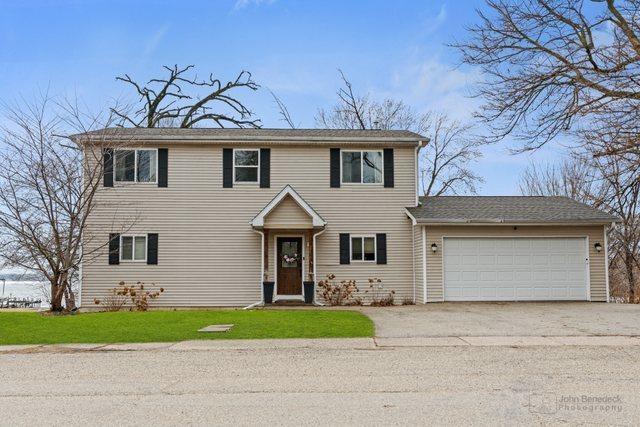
251 185 326 229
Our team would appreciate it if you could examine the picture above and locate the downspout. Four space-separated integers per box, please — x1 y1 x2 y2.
411 222 416 303
604 222 614 303
77 245 83 309
422 226 427 304
415 140 425 206
312 228 327 306
244 228 265 310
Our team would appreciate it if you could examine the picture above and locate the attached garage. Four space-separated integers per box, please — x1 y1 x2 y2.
442 237 588 301
407 196 618 303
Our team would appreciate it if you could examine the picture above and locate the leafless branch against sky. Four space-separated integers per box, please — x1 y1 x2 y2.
111 65 261 129
454 0 640 158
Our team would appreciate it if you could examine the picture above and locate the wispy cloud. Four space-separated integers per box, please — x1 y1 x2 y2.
234 0 276 11
388 54 482 121
142 24 169 60
422 3 448 35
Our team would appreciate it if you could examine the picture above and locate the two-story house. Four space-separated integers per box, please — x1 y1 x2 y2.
74 128 617 307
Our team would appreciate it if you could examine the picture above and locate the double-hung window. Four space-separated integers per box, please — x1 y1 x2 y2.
114 149 157 183
341 150 383 184
234 149 259 183
351 236 376 262
120 235 147 262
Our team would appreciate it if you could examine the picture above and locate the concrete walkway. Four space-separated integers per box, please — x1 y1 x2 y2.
2 334 640 354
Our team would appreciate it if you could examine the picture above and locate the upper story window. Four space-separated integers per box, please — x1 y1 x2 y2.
120 235 146 262
114 149 157 183
351 235 376 262
341 150 383 184
234 149 259 183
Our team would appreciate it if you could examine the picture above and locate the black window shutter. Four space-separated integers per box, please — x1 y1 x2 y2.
330 148 341 188
108 233 120 265
376 233 387 264
147 233 158 265
223 148 233 188
124 150 135 181
260 148 270 188
383 148 394 188
103 148 114 187
339 233 350 264
158 148 168 187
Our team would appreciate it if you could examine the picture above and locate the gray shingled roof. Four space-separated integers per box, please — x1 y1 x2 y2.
406 196 618 224
72 127 426 143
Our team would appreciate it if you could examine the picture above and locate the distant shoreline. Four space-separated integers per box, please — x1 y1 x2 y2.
1 281 47 300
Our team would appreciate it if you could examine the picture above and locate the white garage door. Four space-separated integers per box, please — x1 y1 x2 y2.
443 237 588 301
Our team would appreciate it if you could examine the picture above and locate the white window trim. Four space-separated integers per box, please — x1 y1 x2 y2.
233 148 260 184
113 148 159 184
350 235 377 263
340 150 383 185
119 235 147 263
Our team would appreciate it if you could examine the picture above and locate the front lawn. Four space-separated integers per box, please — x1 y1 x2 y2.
0 309 374 345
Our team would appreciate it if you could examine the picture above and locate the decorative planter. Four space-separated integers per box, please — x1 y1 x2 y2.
303 281 315 304
263 281 275 304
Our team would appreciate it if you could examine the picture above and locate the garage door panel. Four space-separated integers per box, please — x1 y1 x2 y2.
443 237 588 301
461 270 478 281
532 270 549 281
479 271 497 281
532 254 547 265
479 254 495 265
514 255 530 266
496 255 513 265
462 255 478 265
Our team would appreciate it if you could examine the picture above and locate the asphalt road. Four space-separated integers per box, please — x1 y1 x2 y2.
1 343 638 426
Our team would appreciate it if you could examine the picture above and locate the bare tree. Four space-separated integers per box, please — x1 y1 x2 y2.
112 65 261 128
316 70 416 130
455 0 640 157
419 113 484 196
269 89 298 129
316 70 483 195
0 93 127 311
520 153 640 302
518 157 601 203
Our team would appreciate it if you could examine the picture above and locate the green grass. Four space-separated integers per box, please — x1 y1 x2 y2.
0 309 374 345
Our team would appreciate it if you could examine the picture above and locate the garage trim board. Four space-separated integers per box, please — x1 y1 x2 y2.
441 236 590 302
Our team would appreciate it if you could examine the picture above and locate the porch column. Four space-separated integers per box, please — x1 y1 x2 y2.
307 229 314 282
263 229 269 281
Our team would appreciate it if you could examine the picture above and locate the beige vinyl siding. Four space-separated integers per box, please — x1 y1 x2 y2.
263 196 313 229
423 225 607 302
82 144 416 307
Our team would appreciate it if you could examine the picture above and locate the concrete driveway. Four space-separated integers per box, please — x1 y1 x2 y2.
363 302 640 338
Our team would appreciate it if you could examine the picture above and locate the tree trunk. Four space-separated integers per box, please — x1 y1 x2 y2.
63 281 76 311
50 279 65 312
626 254 637 303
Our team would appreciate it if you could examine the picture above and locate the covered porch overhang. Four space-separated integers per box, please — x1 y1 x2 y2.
251 186 326 300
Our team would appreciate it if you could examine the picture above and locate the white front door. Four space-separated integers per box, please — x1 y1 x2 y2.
443 237 588 301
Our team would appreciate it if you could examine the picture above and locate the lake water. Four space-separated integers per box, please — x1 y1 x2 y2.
1 281 49 308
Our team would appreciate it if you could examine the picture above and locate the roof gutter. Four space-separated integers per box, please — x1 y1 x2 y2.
412 219 620 226
71 134 423 145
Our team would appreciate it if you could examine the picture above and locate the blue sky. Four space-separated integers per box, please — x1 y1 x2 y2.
0 0 566 194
